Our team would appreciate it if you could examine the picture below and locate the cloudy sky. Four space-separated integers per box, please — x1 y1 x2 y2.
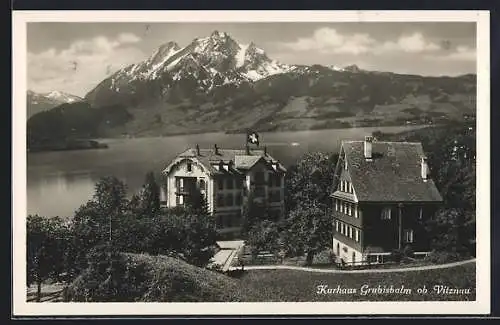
27 22 476 97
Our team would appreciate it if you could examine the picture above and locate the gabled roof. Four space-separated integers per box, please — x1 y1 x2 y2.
338 141 443 203
164 147 287 176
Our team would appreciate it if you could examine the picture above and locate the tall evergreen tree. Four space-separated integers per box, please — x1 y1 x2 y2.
138 171 161 217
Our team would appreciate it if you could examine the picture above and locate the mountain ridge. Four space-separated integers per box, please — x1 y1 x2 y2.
28 30 476 141
27 90 83 118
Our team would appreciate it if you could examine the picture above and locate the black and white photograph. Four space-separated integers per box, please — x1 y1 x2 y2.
12 10 490 316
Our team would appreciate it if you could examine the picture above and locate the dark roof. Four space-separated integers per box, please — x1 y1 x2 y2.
340 141 443 203
165 147 286 175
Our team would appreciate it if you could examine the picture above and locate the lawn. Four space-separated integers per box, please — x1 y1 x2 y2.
237 263 476 302
33 254 475 303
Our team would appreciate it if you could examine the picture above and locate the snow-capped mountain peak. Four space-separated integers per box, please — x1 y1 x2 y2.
42 90 82 103
27 90 83 118
87 31 297 104
108 31 294 86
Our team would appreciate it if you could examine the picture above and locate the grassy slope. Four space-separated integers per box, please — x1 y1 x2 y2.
237 263 476 302
63 253 475 302
64 253 244 302
126 253 244 302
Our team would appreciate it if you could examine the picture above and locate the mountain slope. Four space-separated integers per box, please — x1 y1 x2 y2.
27 90 83 118
30 30 476 139
85 30 294 108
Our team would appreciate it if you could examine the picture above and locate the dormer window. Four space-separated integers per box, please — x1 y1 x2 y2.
381 207 392 220
187 161 192 172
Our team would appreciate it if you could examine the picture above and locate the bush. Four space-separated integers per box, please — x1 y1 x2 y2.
402 245 415 259
63 252 244 302
424 250 469 264
62 245 150 302
390 249 403 263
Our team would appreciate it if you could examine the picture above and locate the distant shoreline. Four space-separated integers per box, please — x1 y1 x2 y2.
28 139 109 153
110 122 441 139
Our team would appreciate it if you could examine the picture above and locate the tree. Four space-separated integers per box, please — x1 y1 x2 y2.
285 152 338 212
184 187 210 217
246 220 281 261
137 172 161 217
426 208 472 256
63 244 149 302
27 215 70 301
283 201 332 266
71 176 129 271
240 201 273 236
182 211 218 267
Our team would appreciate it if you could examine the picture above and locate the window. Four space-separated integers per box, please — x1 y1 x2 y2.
354 205 358 218
340 181 344 192
348 203 352 216
199 179 206 192
254 186 265 197
335 199 339 212
235 193 242 206
187 161 192 172
234 212 242 226
349 226 353 239
175 177 183 190
226 215 233 228
418 207 423 220
225 193 233 206
218 179 224 190
217 194 224 207
335 220 339 232
381 207 392 220
255 171 264 183
216 215 223 228
226 178 234 189
236 179 242 189
355 229 360 242
337 243 340 255
404 229 414 243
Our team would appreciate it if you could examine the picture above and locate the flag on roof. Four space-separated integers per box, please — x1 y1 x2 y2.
246 130 260 146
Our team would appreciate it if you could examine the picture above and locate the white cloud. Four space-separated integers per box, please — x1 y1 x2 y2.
281 27 376 55
423 45 476 62
281 29 445 56
117 33 141 44
376 33 440 54
447 45 476 61
28 33 145 97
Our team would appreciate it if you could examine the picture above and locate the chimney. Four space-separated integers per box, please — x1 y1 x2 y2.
214 144 219 155
364 135 373 160
195 144 200 156
421 156 428 181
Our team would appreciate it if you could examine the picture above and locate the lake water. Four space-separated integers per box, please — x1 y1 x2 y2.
27 126 424 218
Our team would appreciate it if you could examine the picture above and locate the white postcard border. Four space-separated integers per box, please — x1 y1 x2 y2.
12 10 491 316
